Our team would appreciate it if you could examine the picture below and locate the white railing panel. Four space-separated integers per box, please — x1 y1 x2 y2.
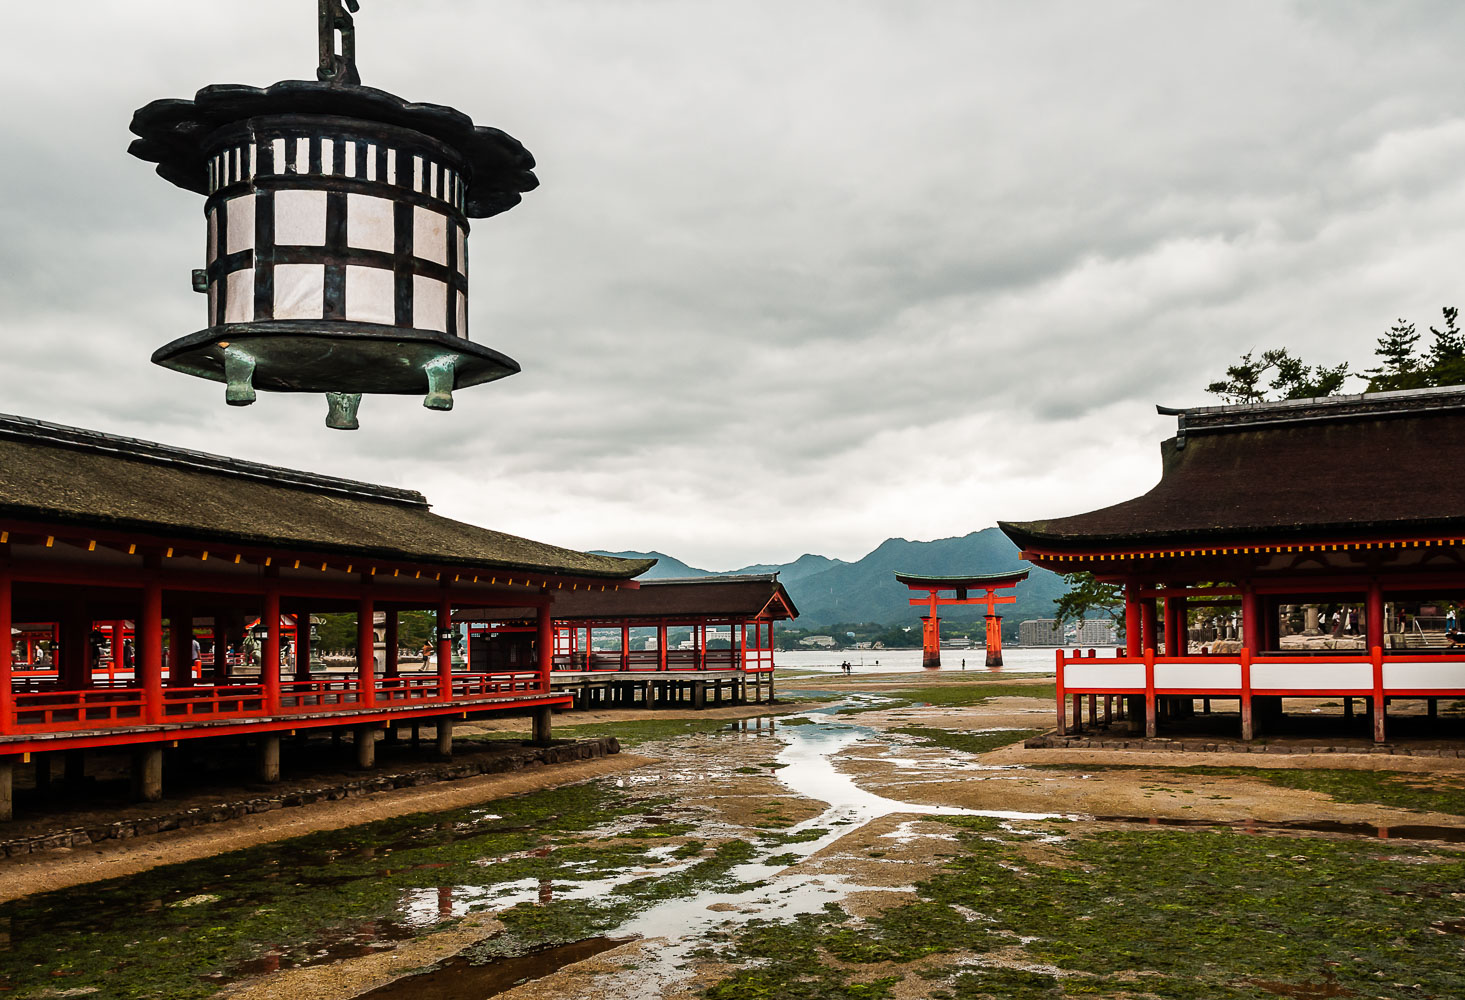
1065 661 1145 690
1383 661 1465 691
1251 660 1372 690
1155 661 1240 690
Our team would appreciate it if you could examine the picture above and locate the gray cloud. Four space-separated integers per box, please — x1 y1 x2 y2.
3 1 1465 567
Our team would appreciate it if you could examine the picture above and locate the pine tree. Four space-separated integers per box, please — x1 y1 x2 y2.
1366 319 1424 392
1426 306 1465 387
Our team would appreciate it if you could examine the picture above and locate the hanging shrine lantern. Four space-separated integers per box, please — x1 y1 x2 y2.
127 1 537 429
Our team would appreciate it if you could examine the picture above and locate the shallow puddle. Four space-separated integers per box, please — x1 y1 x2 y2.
356 936 629 999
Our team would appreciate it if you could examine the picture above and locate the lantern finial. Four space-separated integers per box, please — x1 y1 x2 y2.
318 0 361 86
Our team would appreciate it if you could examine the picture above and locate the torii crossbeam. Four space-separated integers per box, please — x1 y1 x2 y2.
895 570 1030 668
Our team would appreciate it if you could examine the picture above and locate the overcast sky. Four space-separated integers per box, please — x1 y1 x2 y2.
4 1 1465 569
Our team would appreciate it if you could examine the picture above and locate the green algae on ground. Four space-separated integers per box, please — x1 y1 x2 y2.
889 726 1043 755
0 781 718 999
702 818 1465 999
474 839 759 961
701 905 903 1000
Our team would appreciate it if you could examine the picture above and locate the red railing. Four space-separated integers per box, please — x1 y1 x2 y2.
162 684 266 720
452 671 543 698
2 670 555 737
278 678 366 713
13 687 147 733
553 649 753 672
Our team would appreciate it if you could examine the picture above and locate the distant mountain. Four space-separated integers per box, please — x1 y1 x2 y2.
591 550 716 579
732 552 848 583
593 529 1065 627
788 529 1066 627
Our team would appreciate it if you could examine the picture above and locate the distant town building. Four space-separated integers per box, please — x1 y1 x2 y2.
1019 619 1117 646
799 635 837 648
1020 619 1065 645
1074 619 1117 646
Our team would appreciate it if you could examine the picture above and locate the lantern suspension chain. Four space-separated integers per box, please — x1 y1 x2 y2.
318 0 361 86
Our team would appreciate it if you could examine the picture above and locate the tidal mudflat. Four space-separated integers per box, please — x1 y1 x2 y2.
3 670 1464 999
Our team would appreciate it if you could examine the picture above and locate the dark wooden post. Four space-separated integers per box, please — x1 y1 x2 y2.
262 582 281 714
437 596 452 700
358 596 376 708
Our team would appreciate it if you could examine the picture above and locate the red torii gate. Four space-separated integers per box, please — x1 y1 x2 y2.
895 571 1030 668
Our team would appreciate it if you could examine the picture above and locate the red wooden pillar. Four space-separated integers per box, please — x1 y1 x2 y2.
1370 642 1386 743
1366 580 1385 652
0 572 12 736
1367 576 1387 743
1164 595 1185 656
984 613 1003 667
167 603 193 687
294 609 313 681
110 619 126 677
698 624 707 671
262 585 281 714
1139 598 1157 658
140 576 164 724
658 624 668 671
357 596 376 708
1124 584 1142 656
1143 644 1157 738
536 603 553 693
1239 647 1253 740
1054 648 1066 736
621 625 630 671
382 610 400 680
437 597 453 700
1240 585 1261 655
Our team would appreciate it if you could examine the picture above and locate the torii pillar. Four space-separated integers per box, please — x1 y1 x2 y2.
895 570 1030 670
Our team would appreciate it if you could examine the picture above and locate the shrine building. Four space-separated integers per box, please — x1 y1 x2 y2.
0 414 651 818
999 387 1465 744
457 574 797 710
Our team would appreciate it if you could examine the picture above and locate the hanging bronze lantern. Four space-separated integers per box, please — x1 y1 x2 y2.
128 1 537 429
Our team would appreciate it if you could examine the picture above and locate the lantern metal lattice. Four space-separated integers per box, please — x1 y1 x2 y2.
128 1 538 429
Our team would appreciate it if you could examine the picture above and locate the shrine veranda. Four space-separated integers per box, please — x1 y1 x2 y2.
0 414 654 816
1001 386 1465 744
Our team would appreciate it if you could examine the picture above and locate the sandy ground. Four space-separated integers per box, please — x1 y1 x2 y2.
0 754 652 903
13 675 1465 999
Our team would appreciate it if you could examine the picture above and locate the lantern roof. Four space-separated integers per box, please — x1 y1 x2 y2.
128 80 538 219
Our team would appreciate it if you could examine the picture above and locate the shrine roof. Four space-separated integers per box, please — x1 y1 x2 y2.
0 414 652 580
1000 386 1465 553
894 570 1030 589
455 574 798 623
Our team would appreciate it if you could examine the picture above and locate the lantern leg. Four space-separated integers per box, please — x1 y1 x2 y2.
423 356 457 411
325 392 362 430
222 346 257 406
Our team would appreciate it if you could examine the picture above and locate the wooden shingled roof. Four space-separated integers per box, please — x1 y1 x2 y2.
456 574 798 623
1000 387 1465 553
0 414 654 580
